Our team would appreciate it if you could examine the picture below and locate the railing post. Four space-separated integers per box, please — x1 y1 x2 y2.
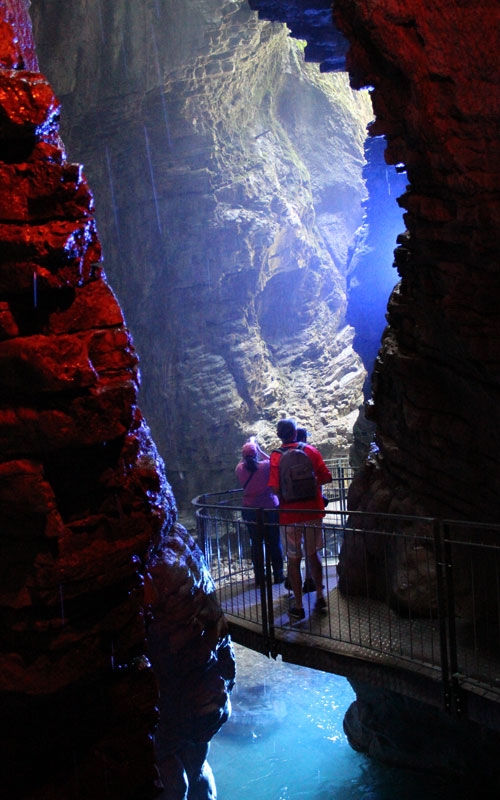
433 517 453 712
442 521 463 717
255 508 270 654
339 465 347 512
195 499 208 563
263 509 277 659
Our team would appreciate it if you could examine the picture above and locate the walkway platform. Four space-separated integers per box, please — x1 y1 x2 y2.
217 561 500 733
194 486 500 733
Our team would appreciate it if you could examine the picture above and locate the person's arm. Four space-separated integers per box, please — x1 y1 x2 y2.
248 435 269 460
306 445 332 485
317 457 332 485
255 441 269 460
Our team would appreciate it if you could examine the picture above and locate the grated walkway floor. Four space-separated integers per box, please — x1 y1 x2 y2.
216 562 500 706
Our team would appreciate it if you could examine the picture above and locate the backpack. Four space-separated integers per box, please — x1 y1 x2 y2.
277 443 317 502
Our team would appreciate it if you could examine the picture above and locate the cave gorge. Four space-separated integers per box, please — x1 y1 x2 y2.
1 0 500 798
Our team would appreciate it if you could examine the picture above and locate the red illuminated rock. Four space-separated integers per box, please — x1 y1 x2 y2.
0 3 234 799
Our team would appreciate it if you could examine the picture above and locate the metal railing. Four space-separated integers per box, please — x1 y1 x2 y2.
193 479 500 714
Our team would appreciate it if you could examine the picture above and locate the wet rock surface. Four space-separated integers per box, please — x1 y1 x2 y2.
5 0 500 792
0 3 235 798
30 0 373 519
345 680 500 789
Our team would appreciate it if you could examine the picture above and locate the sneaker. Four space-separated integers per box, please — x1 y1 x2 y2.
288 606 306 621
302 577 316 593
314 597 327 615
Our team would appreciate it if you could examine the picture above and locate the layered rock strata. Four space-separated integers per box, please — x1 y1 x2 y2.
0 3 234 798
30 0 374 520
249 0 500 591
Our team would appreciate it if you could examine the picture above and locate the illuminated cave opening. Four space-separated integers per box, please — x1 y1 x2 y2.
346 135 407 394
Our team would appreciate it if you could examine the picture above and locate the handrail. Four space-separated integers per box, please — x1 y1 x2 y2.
193 488 500 715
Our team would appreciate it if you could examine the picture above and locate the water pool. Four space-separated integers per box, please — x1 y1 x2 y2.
208 644 473 800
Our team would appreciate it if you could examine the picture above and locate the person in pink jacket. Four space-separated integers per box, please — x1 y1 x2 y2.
236 439 284 586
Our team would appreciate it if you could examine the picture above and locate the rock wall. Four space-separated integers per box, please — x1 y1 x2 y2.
333 0 500 524
332 0 500 625
0 3 234 798
9 0 500 788
245 0 500 784
345 679 500 786
29 0 374 521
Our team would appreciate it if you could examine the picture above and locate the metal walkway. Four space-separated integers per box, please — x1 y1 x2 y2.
193 469 500 733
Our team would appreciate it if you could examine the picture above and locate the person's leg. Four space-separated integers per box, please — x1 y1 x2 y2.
304 522 327 614
302 537 315 592
267 510 284 582
242 508 261 584
288 556 303 608
305 550 323 599
285 524 304 617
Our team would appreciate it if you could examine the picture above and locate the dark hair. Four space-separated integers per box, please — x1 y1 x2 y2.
296 427 308 443
276 418 296 444
244 454 258 472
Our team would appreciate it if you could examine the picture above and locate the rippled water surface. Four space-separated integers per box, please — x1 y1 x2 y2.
208 644 476 800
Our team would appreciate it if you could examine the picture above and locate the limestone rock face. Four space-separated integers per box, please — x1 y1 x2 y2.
250 0 500 565
146 523 236 798
0 4 235 798
330 0 500 620
332 0 500 523
30 0 373 519
345 680 500 785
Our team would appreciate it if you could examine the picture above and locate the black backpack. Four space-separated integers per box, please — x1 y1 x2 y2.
277 443 317 502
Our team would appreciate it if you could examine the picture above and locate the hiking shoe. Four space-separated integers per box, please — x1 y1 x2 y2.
288 606 306 621
314 597 327 615
302 577 316 593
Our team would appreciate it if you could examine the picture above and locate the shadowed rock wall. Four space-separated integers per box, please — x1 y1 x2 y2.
333 0 500 628
0 3 234 798
334 0 500 524
30 0 374 521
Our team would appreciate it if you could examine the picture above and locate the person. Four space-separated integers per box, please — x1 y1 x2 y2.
297 426 329 507
287 426 319 593
269 418 332 621
296 426 308 443
235 439 284 585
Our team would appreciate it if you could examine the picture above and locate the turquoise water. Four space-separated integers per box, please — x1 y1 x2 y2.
208 644 474 800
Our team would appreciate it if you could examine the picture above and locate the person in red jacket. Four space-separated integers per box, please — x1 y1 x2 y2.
269 418 332 621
